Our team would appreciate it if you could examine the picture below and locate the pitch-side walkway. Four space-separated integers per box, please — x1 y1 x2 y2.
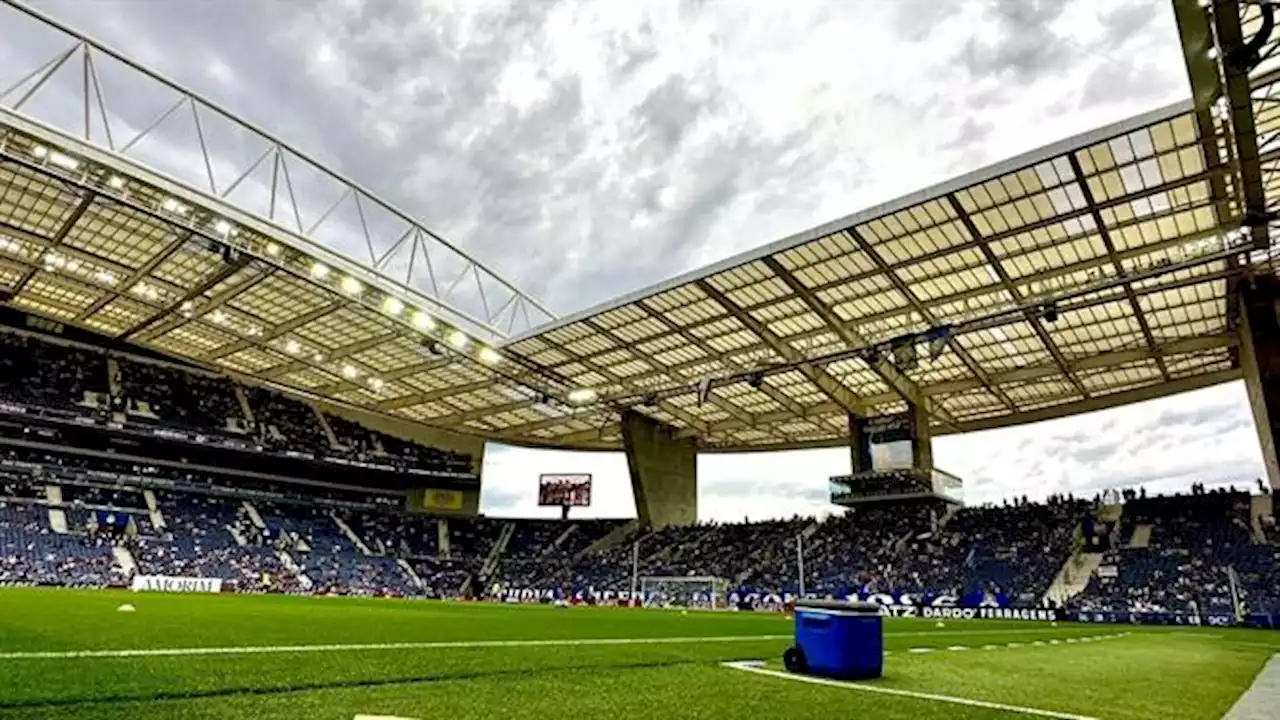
1223 653 1280 720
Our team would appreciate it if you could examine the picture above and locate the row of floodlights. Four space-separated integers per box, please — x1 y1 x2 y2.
23 141 601 407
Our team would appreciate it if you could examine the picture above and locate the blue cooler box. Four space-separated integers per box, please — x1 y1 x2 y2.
783 600 883 679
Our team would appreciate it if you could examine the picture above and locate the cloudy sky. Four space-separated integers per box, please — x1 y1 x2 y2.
4 0 1263 519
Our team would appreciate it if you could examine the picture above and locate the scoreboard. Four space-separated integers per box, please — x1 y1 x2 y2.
538 473 592 507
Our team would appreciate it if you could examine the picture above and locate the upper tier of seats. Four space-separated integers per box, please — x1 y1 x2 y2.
0 328 473 477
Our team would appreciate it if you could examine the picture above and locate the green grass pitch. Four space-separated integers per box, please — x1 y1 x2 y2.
0 588 1277 719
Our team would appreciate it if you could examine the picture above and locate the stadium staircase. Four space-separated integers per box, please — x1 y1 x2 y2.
577 519 640 559
1251 495 1273 544
112 545 137 576
937 502 962 529
313 407 341 450
276 549 313 590
233 386 256 428
330 512 373 555
552 524 579 551
229 524 248 546
397 558 425 589
1128 524 1153 548
437 519 451 558
44 485 69 534
1044 549 1103 605
480 523 516 578
242 501 266 529
142 489 165 531
105 357 122 398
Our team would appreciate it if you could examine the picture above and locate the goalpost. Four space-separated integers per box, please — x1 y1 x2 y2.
638 576 731 610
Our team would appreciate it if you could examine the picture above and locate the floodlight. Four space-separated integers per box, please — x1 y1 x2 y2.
567 388 598 404
412 311 435 330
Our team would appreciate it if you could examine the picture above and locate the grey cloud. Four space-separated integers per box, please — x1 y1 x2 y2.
636 75 708 157
890 0 966 42
1080 57 1179 109
1151 402 1247 432
1066 439 1126 466
1100 2 1157 47
956 0 1072 85
944 118 994 150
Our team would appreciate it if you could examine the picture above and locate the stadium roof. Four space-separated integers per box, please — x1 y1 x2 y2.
0 0 1277 452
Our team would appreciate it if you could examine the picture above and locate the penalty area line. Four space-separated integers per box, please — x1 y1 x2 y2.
0 634 792 661
721 662 1100 720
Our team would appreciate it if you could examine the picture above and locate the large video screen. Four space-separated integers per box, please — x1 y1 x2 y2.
538 473 592 507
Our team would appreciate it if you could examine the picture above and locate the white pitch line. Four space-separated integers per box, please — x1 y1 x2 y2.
0 634 792 661
721 661 1100 720
908 648 935 654
0 628 1077 662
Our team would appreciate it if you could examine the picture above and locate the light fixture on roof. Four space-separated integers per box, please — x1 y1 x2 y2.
284 339 302 355
107 176 126 191
0 237 19 254
179 300 195 317
447 329 468 349
411 310 435 331
213 219 234 237
310 262 331 280
31 145 48 159
95 270 117 287
160 197 187 215
341 364 360 379
132 283 159 302
312 351 325 363
1212 95 1230 121
567 388 598 405
340 276 362 295
265 242 281 257
209 310 229 325
246 326 263 338
367 377 385 391
382 296 404 316
1198 0 1211 7
46 150 80 171
478 346 501 365
1207 46 1220 60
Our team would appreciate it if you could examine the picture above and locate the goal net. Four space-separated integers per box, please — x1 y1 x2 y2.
638 576 731 610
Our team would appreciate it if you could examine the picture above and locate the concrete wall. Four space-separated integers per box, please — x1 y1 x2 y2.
1240 275 1280 490
620 410 697 528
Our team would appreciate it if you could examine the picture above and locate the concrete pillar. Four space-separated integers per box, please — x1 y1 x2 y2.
1239 274 1280 490
620 410 697 528
909 400 934 471
847 413 869 474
